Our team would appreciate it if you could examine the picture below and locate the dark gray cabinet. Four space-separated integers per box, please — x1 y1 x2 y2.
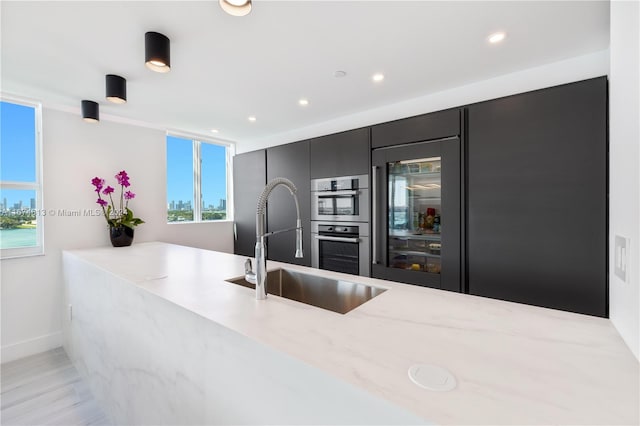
371 108 460 148
309 128 370 179
266 141 311 266
233 150 266 257
466 77 607 317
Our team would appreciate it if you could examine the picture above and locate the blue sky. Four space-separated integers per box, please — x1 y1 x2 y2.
0 101 37 207
166 135 227 209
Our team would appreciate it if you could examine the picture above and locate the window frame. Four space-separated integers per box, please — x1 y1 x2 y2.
166 131 234 224
0 95 44 259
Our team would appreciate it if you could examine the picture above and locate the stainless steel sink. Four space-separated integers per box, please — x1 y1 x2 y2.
226 268 386 314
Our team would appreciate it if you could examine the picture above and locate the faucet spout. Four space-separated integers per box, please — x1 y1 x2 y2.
248 178 304 300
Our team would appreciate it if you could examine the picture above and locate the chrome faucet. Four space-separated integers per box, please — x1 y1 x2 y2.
244 178 303 299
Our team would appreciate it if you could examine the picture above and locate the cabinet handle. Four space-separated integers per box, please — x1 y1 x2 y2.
372 166 379 264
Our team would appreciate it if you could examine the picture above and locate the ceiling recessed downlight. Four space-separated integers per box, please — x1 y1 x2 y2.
248 116 257 122
219 0 252 16
210 129 219 133
334 70 347 78
488 32 506 44
298 98 309 106
372 73 385 82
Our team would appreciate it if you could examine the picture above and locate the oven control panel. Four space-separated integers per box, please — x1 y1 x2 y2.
311 174 368 192
318 225 359 236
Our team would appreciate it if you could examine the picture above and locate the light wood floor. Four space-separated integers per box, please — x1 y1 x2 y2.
1 347 109 426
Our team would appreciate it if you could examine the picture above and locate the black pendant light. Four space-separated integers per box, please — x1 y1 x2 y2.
106 74 127 104
81 100 99 123
219 0 252 16
145 31 170 73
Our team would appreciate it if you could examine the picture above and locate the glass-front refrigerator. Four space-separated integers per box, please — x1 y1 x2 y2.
371 137 461 291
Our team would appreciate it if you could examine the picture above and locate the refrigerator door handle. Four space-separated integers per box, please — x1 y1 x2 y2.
372 166 379 264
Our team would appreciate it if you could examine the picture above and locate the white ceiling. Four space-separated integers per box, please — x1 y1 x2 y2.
1 1 609 147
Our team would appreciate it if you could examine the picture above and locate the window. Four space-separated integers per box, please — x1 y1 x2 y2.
0 98 43 258
166 134 232 223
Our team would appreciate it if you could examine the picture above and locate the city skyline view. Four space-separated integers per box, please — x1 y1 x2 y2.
1 196 36 211
166 135 227 220
0 190 37 210
167 198 226 211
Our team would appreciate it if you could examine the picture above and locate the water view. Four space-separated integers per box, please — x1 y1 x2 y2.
0 228 37 249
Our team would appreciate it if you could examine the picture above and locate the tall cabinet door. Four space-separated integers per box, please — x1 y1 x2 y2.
309 128 370 179
266 141 311 266
233 150 266 257
466 77 607 317
372 137 461 291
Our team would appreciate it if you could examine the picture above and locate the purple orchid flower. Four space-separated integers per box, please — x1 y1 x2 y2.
91 177 105 193
124 191 136 200
115 170 130 188
96 198 108 207
102 186 115 195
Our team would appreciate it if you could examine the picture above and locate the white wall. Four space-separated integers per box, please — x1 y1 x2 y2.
1 108 233 362
239 50 610 153
609 0 640 361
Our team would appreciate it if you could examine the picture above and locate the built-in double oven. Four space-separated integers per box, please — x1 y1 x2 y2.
311 175 369 276
311 175 369 222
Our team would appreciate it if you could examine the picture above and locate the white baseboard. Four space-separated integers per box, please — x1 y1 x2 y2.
1 331 63 364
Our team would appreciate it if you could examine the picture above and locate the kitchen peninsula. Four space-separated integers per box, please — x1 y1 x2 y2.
63 242 638 425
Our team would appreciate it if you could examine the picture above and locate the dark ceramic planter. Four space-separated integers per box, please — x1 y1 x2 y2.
109 225 134 247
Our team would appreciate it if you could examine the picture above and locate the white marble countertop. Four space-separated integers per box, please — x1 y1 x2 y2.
66 242 639 425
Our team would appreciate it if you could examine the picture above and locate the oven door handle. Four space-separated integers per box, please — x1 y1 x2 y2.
314 235 360 243
317 190 359 197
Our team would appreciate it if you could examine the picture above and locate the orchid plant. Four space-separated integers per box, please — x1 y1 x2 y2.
91 170 145 229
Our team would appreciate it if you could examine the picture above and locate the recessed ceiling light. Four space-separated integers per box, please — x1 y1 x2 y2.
372 73 385 82
334 70 347 78
488 32 506 44
210 129 219 133
248 116 257 122
298 98 309 106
